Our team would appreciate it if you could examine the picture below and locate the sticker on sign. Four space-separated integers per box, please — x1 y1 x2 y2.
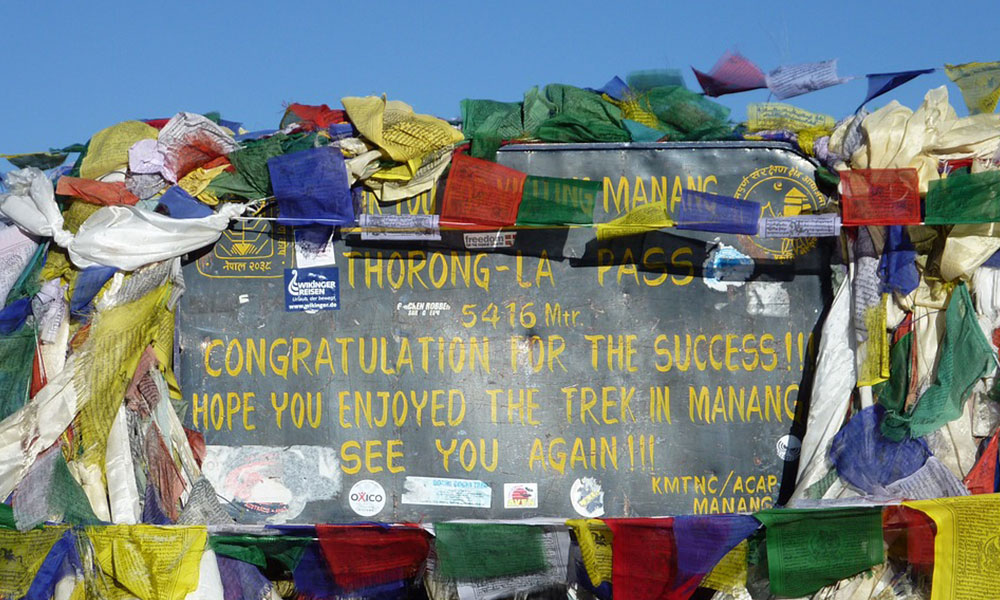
284 267 340 312
504 483 538 509
464 231 516 249
348 480 386 516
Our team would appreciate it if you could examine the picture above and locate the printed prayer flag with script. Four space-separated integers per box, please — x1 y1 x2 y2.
840 168 921 225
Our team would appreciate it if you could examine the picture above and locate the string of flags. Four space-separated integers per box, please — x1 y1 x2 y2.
692 51 1000 115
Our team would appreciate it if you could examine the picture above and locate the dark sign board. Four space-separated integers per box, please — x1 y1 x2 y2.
178 142 831 524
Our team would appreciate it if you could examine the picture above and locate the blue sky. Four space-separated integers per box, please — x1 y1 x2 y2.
1 0 997 154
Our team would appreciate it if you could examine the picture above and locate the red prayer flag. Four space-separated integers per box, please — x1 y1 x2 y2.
840 168 921 226
441 153 526 227
605 518 701 600
56 176 139 206
317 525 430 592
286 103 347 130
692 50 767 97
964 431 999 494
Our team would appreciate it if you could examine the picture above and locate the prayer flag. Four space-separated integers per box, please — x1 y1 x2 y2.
861 69 936 107
268 146 354 226
945 62 1000 114
317 525 430 592
441 152 526 226
840 168 921 225
516 176 599 225
766 59 849 100
925 170 1000 224
434 523 546 579
754 507 884 597
675 189 759 235
56 176 139 206
692 51 767 97
605 518 700 600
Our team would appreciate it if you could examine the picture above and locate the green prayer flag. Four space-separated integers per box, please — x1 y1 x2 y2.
882 283 995 440
0 327 36 422
754 507 884 597
434 523 546 579
536 84 630 143
51 451 100 526
228 136 285 196
209 535 311 571
876 331 912 426
925 170 1000 224
0 504 14 530
3 152 68 170
6 243 47 305
516 176 599 226
643 86 732 139
205 170 263 202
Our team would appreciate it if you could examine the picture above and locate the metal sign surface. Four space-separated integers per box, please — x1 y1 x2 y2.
178 142 831 523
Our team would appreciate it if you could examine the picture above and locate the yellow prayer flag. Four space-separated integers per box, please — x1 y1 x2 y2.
0 527 68 599
747 103 835 133
178 163 228 205
596 202 673 240
567 519 613 587
79 121 159 180
701 540 748 594
342 96 463 177
87 525 207 600
945 62 1000 115
905 494 1000 600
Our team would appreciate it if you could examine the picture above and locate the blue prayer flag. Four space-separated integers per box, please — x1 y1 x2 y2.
861 69 936 108
268 146 354 226
676 189 759 235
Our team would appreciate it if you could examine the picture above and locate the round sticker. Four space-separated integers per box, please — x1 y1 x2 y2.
776 435 801 461
348 480 386 516
570 477 605 518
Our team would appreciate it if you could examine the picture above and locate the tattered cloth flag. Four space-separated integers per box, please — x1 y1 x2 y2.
567 519 613 589
605 518 700 600
879 226 920 296
0 526 69 600
2 152 68 170
0 324 36 421
87 525 207 600
964 430 1000 494
209 535 312 572
840 168 921 226
24 528 81 600
440 152 527 227
675 189 759 235
860 69 936 108
268 146 354 226
766 59 850 100
56 176 140 206
672 515 760 587
692 51 767 97
945 62 1000 114
829 404 931 494
925 170 1000 224
516 176 599 225
882 283 995 441
216 554 273 600
280 103 346 130
754 507 884 597
317 524 430 592
433 523 546 579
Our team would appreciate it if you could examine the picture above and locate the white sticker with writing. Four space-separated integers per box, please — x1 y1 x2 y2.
401 476 491 508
